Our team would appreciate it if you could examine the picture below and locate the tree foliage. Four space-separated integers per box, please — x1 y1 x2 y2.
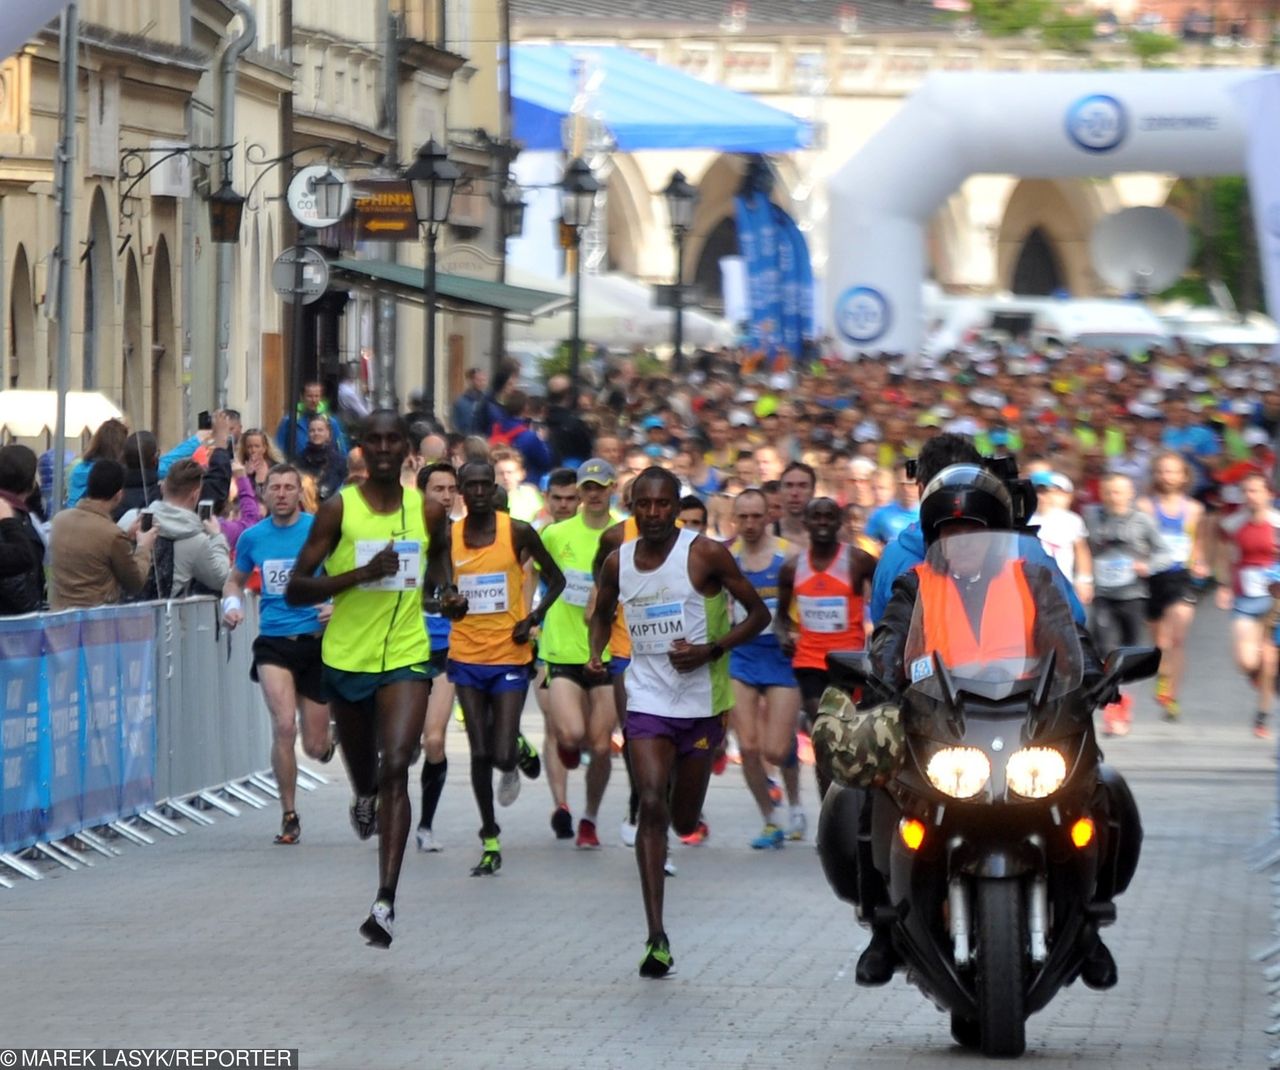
1161 177 1262 312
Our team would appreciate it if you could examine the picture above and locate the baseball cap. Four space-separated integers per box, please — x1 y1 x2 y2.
728 408 754 428
1030 471 1074 494
641 415 666 431
576 458 616 486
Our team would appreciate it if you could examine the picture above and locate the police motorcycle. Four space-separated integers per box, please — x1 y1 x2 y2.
816 524 1156 1058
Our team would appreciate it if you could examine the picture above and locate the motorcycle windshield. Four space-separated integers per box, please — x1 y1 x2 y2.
902 530 1084 704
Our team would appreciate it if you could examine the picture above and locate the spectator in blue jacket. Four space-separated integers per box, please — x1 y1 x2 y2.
274 381 348 459
486 389 553 486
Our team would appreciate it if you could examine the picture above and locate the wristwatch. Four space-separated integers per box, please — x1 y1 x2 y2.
708 642 726 661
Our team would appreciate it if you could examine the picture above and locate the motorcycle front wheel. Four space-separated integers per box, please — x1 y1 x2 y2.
975 878 1028 1058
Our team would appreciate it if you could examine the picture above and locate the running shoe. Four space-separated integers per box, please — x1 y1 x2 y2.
349 794 378 840
788 809 808 842
359 898 394 948
611 731 625 755
1256 712 1272 739
576 818 601 849
556 742 582 770
517 735 542 779
679 818 709 846
551 805 574 840
766 776 783 807
471 838 502 877
415 827 442 853
619 819 638 847
639 935 674 978
797 731 816 766
497 769 521 807
750 824 785 850
274 810 301 846
454 701 465 724
664 857 677 877
712 749 728 776
1162 700 1181 723
320 741 337 764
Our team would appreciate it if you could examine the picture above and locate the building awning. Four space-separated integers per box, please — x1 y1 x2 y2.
331 259 570 322
511 44 810 153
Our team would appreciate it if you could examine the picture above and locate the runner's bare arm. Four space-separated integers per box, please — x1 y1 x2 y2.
592 521 625 581
285 495 396 605
587 550 620 673
851 546 877 599
513 520 564 642
221 567 252 627
424 498 466 620
670 539 769 672
774 557 798 656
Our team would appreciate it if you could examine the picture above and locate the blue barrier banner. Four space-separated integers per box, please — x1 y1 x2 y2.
42 613 83 841
114 606 156 815
80 610 123 828
0 618 45 852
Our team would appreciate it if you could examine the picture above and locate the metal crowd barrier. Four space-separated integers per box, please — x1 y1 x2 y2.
0 596 322 885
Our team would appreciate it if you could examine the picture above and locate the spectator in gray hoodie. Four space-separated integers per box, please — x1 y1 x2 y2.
144 459 231 597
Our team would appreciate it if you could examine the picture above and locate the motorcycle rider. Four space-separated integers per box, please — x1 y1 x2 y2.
846 465 1123 989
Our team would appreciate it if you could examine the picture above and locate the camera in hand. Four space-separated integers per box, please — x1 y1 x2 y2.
198 499 214 522
198 410 212 431
140 512 153 533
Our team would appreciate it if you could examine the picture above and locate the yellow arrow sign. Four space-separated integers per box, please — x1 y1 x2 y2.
365 218 410 232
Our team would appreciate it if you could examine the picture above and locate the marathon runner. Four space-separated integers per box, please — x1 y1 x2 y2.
776 497 877 799
414 461 460 852
590 467 769 977
285 410 461 948
540 458 619 849
450 461 564 875
776 461 816 553
222 463 335 846
727 489 805 848
531 467 580 838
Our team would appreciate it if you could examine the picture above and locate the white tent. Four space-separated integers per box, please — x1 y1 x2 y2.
504 267 735 348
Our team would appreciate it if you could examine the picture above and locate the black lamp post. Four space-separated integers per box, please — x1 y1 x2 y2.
208 179 245 244
561 157 599 409
407 138 459 420
312 166 346 221
662 169 697 373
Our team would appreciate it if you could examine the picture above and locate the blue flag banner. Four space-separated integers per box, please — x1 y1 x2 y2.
0 618 45 851
734 194 814 359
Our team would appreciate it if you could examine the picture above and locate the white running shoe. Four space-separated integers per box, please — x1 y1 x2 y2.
788 809 808 842
497 769 521 807
416 827 442 852
620 819 638 847
359 898 394 948
664 857 677 877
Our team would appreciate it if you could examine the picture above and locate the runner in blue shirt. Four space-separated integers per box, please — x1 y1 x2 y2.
866 461 921 545
223 463 334 845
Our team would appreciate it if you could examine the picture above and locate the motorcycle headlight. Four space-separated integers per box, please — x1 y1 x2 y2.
1005 746 1068 799
925 746 991 799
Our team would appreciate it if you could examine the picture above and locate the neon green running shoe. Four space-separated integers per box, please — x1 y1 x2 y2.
639 935 674 978
470 837 501 877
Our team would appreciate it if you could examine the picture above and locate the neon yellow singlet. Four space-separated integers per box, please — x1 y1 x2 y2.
322 484 430 673
540 513 612 665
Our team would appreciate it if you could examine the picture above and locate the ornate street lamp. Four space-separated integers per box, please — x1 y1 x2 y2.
561 157 600 408
207 179 246 244
500 178 526 239
662 169 698 373
406 138 460 419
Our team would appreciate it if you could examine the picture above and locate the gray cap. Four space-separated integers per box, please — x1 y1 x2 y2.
576 458 616 486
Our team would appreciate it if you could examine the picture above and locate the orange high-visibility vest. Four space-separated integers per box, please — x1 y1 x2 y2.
913 560 1037 669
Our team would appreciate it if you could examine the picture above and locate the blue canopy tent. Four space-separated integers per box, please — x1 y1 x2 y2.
511 44 810 153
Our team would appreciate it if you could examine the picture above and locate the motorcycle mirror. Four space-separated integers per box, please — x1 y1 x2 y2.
827 650 876 692
1103 646 1162 688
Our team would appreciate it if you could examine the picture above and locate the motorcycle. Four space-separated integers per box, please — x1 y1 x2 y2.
817 530 1156 1058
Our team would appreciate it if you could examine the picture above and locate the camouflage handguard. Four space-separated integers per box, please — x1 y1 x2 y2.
812 686 905 789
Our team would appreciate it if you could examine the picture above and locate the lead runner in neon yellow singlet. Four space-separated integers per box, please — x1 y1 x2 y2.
286 410 461 950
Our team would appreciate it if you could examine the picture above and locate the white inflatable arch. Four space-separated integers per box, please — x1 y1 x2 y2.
827 69 1262 356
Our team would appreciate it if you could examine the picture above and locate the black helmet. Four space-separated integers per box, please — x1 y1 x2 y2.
919 464 1014 545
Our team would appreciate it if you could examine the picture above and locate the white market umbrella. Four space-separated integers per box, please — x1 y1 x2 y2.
0 390 123 438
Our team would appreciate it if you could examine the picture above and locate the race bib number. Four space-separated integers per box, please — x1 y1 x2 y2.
262 559 294 597
562 568 594 609
1163 534 1192 566
628 601 686 655
731 595 777 626
1095 556 1135 589
1240 566 1271 598
798 595 848 633
355 540 421 592
458 572 510 614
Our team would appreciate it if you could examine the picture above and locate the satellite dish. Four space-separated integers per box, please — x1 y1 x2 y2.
1089 206 1191 295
